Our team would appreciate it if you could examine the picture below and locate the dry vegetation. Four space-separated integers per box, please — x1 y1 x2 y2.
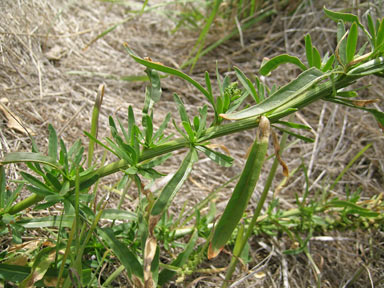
1 0 384 287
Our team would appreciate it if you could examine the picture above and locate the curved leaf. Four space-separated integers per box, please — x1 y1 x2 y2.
1 152 61 170
125 45 213 106
259 54 307 76
151 148 198 216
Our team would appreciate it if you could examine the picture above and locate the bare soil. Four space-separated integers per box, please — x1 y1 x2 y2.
1 0 383 287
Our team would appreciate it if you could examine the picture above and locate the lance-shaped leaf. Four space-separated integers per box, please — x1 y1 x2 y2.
97 227 143 281
151 148 198 216
221 67 324 120
259 54 307 76
323 7 365 31
48 124 58 162
1 152 61 170
208 117 270 259
125 45 214 107
196 145 233 167
145 68 162 103
234 67 259 103
347 22 358 64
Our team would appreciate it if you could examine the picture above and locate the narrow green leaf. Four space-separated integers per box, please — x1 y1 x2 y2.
322 54 335 72
346 22 358 63
151 148 198 216
259 54 307 76
128 106 135 145
305 34 313 67
196 105 208 139
274 121 312 130
144 115 153 146
312 47 322 69
59 139 69 172
193 116 200 132
125 46 212 104
323 7 363 28
153 113 171 143
101 209 137 221
17 215 74 228
328 200 379 217
140 153 172 169
1 152 61 170
376 19 384 48
48 124 58 161
173 94 190 125
196 145 233 167
182 121 195 142
234 67 259 102
20 172 52 193
46 173 62 192
221 67 324 120
145 68 162 103
273 126 314 143
347 57 384 76
367 14 376 41
337 21 347 65
97 227 143 280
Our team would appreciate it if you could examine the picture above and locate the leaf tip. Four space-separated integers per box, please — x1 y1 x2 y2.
207 242 222 260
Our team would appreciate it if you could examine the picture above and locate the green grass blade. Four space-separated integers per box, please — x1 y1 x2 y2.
221 67 324 120
208 117 270 259
187 0 223 72
329 144 371 191
259 54 307 76
151 148 198 216
181 10 274 69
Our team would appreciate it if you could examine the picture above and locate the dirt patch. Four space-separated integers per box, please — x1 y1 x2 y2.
1 0 383 287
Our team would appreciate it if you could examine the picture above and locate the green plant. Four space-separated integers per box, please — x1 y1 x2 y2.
1 7 384 287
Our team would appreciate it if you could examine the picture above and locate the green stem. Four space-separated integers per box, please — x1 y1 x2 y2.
4 70 375 215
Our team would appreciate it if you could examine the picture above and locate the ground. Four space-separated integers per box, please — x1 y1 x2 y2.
1 0 384 287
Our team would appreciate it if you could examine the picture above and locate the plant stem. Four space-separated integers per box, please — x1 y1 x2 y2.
5 67 378 215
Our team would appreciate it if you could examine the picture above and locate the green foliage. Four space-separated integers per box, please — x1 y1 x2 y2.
0 8 383 287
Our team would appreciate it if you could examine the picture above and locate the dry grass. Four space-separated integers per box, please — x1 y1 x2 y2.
1 0 384 287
